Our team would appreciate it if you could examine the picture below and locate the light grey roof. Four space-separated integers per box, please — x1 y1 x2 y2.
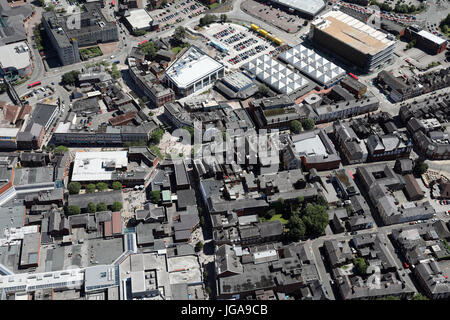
279 44 346 85
242 54 309 94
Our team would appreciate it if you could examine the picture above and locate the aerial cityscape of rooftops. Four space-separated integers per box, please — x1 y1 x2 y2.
0 0 449 304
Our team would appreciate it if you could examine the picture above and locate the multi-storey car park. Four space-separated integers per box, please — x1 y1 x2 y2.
310 9 396 72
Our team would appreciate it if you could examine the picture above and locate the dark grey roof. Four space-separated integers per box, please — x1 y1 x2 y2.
68 190 123 209
176 189 197 209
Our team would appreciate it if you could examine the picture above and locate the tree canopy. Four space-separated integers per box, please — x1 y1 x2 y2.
54 145 69 154
195 241 204 252
68 182 81 195
61 71 80 86
150 127 165 144
150 190 161 203
287 214 306 241
173 26 186 43
353 257 368 276
139 41 159 60
302 118 315 131
289 120 302 134
302 204 329 236
96 182 108 192
87 202 97 213
85 183 96 193
199 14 218 26
111 201 123 212
96 202 107 212
413 160 428 176
67 205 81 215
112 181 122 190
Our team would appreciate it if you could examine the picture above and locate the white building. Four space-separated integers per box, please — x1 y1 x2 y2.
124 9 154 32
165 46 225 97
242 54 309 94
71 151 128 182
0 42 32 77
0 128 19 149
279 44 346 86
271 0 325 18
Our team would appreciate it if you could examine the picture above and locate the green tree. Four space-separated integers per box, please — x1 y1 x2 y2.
289 120 302 134
173 26 186 44
302 204 329 236
150 190 161 203
296 196 304 205
96 202 107 212
199 14 218 27
54 145 69 154
442 24 449 35
111 201 123 212
85 183 96 193
413 160 428 175
200 216 205 227
220 14 227 23
412 293 429 300
257 83 269 97
96 182 108 192
68 182 81 195
150 127 165 144
67 205 81 215
302 118 315 131
195 241 204 252
133 30 147 36
265 208 276 219
139 41 158 60
45 3 55 11
112 181 122 190
111 63 121 79
61 71 80 86
287 214 306 241
316 195 329 209
87 202 97 213
353 257 368 276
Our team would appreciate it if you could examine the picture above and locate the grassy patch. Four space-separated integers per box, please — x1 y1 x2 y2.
427 61 441 69
268 214 289 225
171 46 183 54
208 3 220 9
79 46 103 60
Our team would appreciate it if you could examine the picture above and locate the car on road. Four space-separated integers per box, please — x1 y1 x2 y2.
350 231 357 235
404 262 409 268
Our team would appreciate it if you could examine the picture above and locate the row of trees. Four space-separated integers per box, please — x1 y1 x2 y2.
67 201 123 215
199 14 227 27
68 181 123 195
370 0 424 13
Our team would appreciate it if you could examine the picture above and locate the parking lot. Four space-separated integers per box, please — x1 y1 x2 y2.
241 0 305 34
153 0 206 31
21 84 58 105
202 23 276 68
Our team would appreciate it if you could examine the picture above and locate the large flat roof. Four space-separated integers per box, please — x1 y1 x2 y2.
272 0 325 16
125 9 153 30
165 46 223 89
72 151 128 182
417 30 446 46
293 133 327 156
0 41 31 70
312 10 395 56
